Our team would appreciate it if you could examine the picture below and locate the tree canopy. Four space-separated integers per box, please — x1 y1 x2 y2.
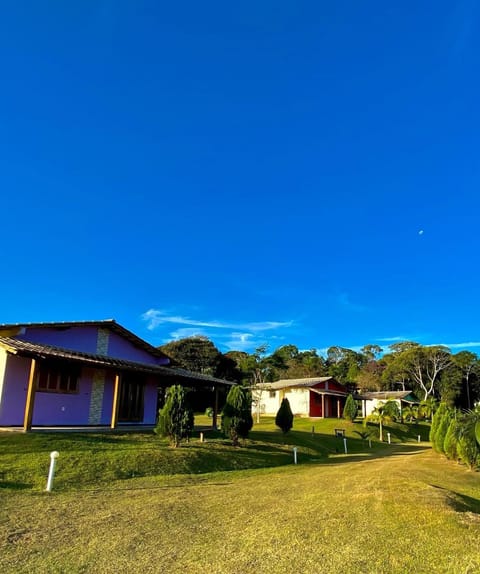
159 335 480 407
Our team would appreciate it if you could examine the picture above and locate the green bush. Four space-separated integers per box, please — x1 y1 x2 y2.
155 385 194 448
429 403 447 445
457 432 479 470
275 398 294 435
443 416 459 461
434 407 453 454
343 394 358 422
222 385 253 446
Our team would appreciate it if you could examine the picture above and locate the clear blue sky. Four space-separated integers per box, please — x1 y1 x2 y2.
1 1 479 355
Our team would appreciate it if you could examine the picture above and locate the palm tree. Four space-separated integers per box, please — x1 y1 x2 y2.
364 400 400 442
402 405 414 423
418 397 438 421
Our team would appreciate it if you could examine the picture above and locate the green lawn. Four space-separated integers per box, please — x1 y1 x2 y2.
1 417 479 573
0 416 429 490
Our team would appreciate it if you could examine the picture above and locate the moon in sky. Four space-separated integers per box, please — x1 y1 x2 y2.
418 230 424 235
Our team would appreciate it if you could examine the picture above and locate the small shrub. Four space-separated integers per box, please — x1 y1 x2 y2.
430 403 447 445
275 398 294 435
155 385 194 448
434 407 453 454
443 416 459 460
222 385 253 446
343 394 358 422
457 432 479 470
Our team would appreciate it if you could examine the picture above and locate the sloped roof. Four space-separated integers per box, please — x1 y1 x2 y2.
260 376 339 390
0 320 170 361
355 391 417 401
0 337 231 387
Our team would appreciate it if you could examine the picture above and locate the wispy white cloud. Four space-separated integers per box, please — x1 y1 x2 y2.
142 308 293 332
429 341 480 350
223 332 257 352
168 327 209 340
141 308 293 352
376 336 409 343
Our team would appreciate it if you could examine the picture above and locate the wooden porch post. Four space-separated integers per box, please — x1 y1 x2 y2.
212 386 219 430
337 399 341 418
111 373 121 429
321 394 325 419
23 358 38 432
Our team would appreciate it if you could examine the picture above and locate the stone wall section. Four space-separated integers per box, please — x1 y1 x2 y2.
88 328 110 424
88 369 106 424
96 328 110 355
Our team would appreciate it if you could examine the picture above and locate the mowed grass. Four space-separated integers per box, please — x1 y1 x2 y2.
0 416 429 490
2 417 479 573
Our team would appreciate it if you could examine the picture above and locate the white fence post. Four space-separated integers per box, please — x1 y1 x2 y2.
46 451 59 492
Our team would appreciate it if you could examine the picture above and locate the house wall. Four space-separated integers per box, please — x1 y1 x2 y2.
282 388 309 415
0 355 159 426
363 398 402 417
0 354 29 425
107 331 167 365
326 380 348 394
0 348 8 406
0 355 95 426
16 325 168 366
254 388 310 416
253 389 279 415
18 326 99 353
33 368 93 425
143 375 159 425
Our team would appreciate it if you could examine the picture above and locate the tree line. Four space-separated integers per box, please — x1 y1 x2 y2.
159 337 480 407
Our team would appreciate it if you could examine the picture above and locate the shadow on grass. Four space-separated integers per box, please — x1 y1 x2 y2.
431 484 480 514
0 481 31 490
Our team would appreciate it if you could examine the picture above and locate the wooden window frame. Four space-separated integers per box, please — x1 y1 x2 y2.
36 362 80 394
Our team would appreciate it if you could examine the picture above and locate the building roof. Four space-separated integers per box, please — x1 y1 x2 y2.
260 376 340 390
0 337 232 387
0 320 170 362
355 391 417 401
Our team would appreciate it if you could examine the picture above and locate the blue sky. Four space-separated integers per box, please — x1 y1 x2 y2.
1 1 479 355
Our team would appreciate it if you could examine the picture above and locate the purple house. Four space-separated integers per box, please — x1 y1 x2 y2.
0 320 230 431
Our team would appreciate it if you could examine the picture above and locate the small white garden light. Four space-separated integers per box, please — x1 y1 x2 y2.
293 446 298 465
46 451 59 492
343 437 348 454
387 432 391 444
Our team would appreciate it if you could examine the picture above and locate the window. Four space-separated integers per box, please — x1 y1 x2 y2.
269 390 276 398
37 362 80 394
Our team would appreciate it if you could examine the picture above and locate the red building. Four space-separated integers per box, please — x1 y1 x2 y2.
255 376 348 418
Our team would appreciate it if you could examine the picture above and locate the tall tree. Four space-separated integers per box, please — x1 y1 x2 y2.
452 351 479 409
159 336 220 375
326 346 365 384
383 344 451 400
360 344 383 361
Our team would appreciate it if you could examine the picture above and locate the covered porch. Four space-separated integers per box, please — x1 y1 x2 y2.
309 388 346 418
0 338 231 432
